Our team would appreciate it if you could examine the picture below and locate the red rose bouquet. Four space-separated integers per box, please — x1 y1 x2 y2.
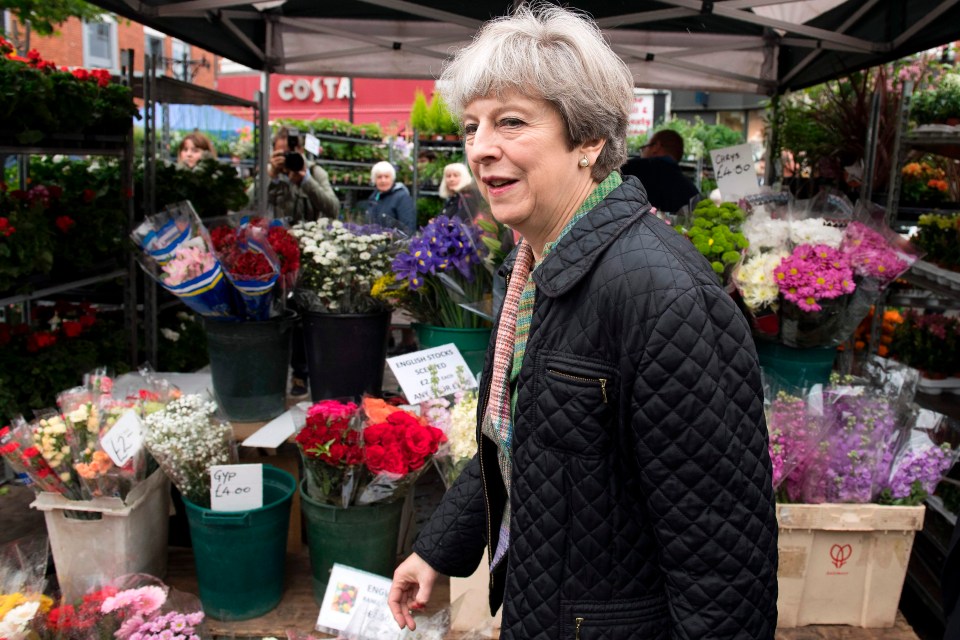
295 397 445 507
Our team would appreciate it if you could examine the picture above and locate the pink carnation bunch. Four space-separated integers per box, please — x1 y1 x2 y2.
161 244 217 286
774 244 855 312
840 222 910 284
100 586 167 617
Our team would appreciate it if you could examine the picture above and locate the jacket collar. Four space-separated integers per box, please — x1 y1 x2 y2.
497 175 650 297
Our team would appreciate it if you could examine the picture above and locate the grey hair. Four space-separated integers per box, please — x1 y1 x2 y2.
370 161 396 185
438 162 473 199
438 3 634 180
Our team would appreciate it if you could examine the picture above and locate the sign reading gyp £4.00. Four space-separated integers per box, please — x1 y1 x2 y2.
277 77 354 103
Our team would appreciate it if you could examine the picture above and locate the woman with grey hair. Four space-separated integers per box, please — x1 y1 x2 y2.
389 4 777 639
365 160 416 233
438 162 483 221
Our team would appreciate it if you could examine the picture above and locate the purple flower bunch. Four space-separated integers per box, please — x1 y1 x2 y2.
880 442 955 505
791 389 900 503
767 391 824 489
774 244 855 312
840 222 911 285
392 215 487 291
116 610 205 640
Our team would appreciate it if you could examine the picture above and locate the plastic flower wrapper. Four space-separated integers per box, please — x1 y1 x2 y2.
16 412 86 500
790 378 907 504
142 393 237 508
763 378 827 494
0 536 53 640
334 598 450 640
83 367 114 399
423 390 479 490
774 243 856 348
786 190 852 249
291 219 398 313
132 201 237 318
0 423 75 497
57 387 120 499
731 249 788 339
210 218 285 321
833 202 924 341
103 574 204 640
295 399 364 508
877 419 958 506
380 215 493 329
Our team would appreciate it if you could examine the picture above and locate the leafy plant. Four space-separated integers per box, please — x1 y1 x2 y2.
427 94 458 136
409 90 430 134
416 197 443 228
911 73 960 125
914 212 960 269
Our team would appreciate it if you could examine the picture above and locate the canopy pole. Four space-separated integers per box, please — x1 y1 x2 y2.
764 92 780 189
256 71 270 214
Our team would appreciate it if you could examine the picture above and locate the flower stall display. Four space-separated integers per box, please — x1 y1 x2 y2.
0 184 55 284
914 212 960 271
142 393 237 509
295 397 445 508
890 310 960 381
421 390 479 489
900 161 951 204
676 199 749 285
0 536 53 640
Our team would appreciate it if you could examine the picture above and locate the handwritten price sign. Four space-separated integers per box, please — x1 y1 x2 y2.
709 143 760 200
100 411 144 467
210 464 263 511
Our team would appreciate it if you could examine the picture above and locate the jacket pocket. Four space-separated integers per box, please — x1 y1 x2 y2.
533 352 616 457
562 595 668 640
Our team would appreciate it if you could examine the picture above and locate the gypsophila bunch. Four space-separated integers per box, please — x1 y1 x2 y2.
734 250 788 313
291 220 397 313
143 394 236 508
789 218 845 248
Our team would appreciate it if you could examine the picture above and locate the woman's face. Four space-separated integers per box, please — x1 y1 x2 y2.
444 168 462 193
463 90 597 235
375 171 395 193
179 139 204 168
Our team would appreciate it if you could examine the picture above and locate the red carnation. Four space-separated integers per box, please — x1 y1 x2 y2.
0 217 15 237
55 215 76 233
61 320 82 338
210 225 236 251
82 188 97 203
78 314 96 328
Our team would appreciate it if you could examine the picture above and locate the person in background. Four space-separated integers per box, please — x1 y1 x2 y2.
247 127 339 223
366 161 416 234
439 162 482 221
176 132 214 170
388 5 777 638
621 129 700 213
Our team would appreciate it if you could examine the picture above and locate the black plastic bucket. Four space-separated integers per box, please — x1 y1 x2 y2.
302 309 391 401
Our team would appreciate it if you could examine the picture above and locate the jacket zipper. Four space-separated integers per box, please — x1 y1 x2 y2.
547 369 608 403
575 616 584 639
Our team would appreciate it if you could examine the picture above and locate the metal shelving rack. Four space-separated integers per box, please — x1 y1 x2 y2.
310 131 387 211
0 50 139 364
411 134 464 202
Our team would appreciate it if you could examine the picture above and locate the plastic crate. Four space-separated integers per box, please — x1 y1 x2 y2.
31 470 171 601
777 503 925 628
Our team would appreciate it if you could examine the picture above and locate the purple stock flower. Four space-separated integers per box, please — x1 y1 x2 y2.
883 443 954 503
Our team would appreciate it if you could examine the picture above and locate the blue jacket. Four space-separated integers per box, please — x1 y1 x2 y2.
365 182 416 233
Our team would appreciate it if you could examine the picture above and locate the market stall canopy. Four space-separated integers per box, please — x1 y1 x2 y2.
88 0 960 94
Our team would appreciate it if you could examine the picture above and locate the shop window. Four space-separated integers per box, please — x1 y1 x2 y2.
171 39 190 80
145 32 164 64
718 111 746 134
83 18 117 71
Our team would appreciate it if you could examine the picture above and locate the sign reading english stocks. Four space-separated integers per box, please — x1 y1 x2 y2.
277 77 355 103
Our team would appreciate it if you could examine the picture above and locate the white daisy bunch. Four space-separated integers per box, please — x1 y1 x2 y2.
733 250 789 312
143 394 236 507
290 220 397 313
741 212 790 256
789 218 845 248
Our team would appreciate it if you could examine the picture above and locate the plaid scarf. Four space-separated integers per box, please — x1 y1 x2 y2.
481 172 622 568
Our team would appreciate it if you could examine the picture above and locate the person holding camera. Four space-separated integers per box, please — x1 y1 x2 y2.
248 127 339 222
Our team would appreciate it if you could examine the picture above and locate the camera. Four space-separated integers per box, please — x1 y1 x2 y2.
283 128 305 172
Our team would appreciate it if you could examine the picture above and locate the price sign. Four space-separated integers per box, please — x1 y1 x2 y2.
387 344 478 403
709 143 760 200
210 464 263 512
100 411 144 467
304 133 321 156
316 564 395 635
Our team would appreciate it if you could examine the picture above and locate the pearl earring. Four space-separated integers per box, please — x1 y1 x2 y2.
579 156 589 168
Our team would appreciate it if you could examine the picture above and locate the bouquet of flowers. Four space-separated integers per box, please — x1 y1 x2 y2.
295 397 445 507
290 220 398 313
765 388 827 493
208 216 301 321
377 215 494 328
0 536 53 640
142 393 237 508
877 425 957 506
422 390 478 489
677 200 749 286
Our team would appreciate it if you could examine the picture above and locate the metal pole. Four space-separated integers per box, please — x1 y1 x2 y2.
859 90 881 202
764 93 780 189
144 52 159 367
348 77 354 123
256 77 270 214
121 49 139 366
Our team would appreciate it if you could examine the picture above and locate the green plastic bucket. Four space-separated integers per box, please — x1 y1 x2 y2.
755 341 838 389
182 465 295 621
299 480 403 604
413 324 491 378
203 311 296 422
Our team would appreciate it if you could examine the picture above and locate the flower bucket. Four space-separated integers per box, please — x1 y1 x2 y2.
756 341 837 388
302 309 391 401
203 311 296 422
413 324 491 378
181 465 295 621
776 503 924 627
778 295 848 349
30 470 170 603
299 479 403 604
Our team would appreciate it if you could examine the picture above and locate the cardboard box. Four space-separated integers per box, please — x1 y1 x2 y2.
776 503 925 628
450 550 502 634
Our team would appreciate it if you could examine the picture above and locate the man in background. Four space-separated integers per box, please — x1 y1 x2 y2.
621 129 700 213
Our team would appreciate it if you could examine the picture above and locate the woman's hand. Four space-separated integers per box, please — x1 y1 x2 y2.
388 553 439 630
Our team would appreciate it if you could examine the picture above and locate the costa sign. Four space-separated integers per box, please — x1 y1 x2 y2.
277 77 353 103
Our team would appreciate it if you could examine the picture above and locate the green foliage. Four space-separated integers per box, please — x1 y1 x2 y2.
914 212 960 268
426 94 458 136
680 199 749 278
626 118 742 161
156 310 209 373
911 73 960 124
0 0 103 36
416 196 443 228
409 90 430 133
0 186 54 283
150 158 248 218
889 311 960 377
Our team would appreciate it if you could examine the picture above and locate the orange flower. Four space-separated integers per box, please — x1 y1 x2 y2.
362 397 398 424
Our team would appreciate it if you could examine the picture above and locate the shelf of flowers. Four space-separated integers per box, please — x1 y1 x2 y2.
904 128 960 161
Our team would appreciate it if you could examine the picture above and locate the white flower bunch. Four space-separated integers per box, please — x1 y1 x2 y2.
742 213 790 255
0 600 41 640
143 394 236 507
734 250 788 312
789 218 845 248
291 220 396 313
447 392 478 462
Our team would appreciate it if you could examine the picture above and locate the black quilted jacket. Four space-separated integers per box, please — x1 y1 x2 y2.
414 176 778 639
